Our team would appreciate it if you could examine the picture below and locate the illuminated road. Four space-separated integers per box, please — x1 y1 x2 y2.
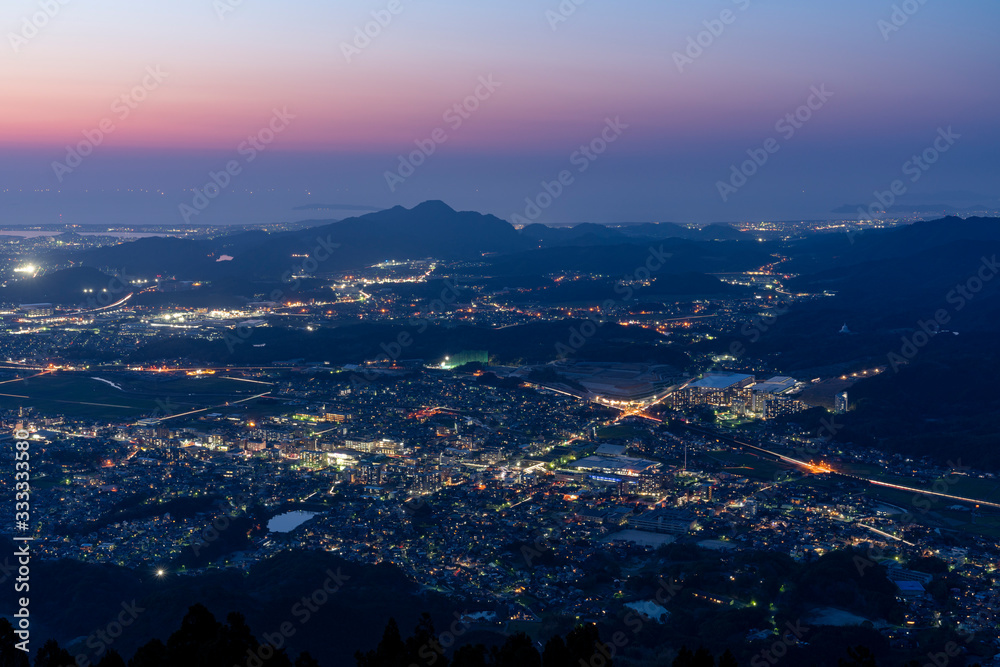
843 475 1000 510
681 423 833 474
0 391 134 410
222 377 275 386
856 522 916 547
0 370 53 385
0 369 141 410
140 391 272 424
609 390 672 423
682 424 1000 510
84 291 135 313
523 381 672 424
7 356 999 511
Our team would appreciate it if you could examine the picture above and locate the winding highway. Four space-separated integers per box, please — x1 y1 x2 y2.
679 423 1000 510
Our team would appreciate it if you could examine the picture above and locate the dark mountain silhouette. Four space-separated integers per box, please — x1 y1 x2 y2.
72 236 222 278
519 221 751 247
520 222 631 247
472 240 770 277
785 216 1000 273
41 204 765 301
492 274 736 305
227 200 527 278
786 239 1000 333
0 266 118 305
719 219 1000 468
130 320 691 369
0 546 461 667
834 334 1000 469
66 201 529 281
731 239 1000 376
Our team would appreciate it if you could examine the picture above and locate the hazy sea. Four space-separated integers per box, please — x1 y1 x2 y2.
0 190 374 228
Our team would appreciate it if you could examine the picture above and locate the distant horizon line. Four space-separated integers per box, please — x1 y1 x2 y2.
1 196 996 233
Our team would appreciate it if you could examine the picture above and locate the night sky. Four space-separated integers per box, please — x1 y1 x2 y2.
2 0 998 225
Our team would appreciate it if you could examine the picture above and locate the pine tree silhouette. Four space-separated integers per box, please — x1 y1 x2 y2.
490 633 540 667
542 635 572 667
693 646 715 667
95 650 126 667
32 640 73 667
404 613 444 667
673 646 695 667
294 652 321 667
839 646 878 667
564 624 607 666
166 604 224 667
718 648 739 667
221 612 259 666
0 619 30 667
451 644 488 667
355 617 407 667
127 639 168 667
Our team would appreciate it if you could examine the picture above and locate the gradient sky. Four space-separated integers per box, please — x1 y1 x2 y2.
1 0 998 225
